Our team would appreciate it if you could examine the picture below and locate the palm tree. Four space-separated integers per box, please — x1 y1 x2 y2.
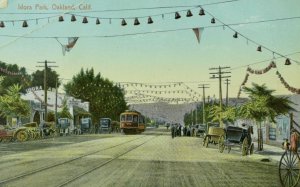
0 84 31 125
240 83 295 150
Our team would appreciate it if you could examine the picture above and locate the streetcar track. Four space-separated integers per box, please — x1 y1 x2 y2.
0 135 147 185
56 135 158 187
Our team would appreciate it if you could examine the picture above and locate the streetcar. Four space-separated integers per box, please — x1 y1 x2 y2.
120 110 145 134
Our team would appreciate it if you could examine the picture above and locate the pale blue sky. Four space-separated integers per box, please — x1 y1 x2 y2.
0 0 299 99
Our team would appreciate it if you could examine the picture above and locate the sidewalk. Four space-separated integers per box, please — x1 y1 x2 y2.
254 142 285 162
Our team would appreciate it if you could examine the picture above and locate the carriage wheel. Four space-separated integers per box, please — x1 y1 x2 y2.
16 130 28 142
279 150 300 187
218 135 225 153
242 137 248 156
249 143 254 155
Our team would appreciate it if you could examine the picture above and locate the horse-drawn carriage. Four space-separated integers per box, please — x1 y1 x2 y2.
218 125 254 156
203 126 225 148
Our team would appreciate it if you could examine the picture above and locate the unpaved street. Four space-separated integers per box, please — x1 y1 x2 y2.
0 128 281 187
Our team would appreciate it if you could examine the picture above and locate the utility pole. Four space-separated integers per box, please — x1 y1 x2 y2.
209 66 231 127
37 60 58 122
224 79 230 107
198 84 209 132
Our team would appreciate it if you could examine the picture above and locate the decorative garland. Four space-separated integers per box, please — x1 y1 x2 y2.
276 71 300 94
246 61 276 74
237 73 249 98
0 67 22 75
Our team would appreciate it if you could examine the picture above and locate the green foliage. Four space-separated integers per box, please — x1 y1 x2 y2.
58 100 72 119
0 84 31 118
240 83 295 123
31 67 61 89
64 68 127 122
0 62 31 95
47 111 55 122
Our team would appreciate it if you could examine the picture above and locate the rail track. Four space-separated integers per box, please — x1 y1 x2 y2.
0 135 153 186
57 135 157 187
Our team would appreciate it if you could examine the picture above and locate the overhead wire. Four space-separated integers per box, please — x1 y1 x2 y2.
1 16 300 39
203 9 300 65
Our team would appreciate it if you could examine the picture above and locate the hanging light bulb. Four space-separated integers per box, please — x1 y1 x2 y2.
257 46 262 52
22 20 28 27
199 8 205 16
96 18 100 25
71 15 76 22
233 32 238 38
82 17 88 23
175 12 181 19
134 18 140 25
147 17 153 24
0 21 4 28
186 10 193 17
58 16 64 22
211 18 216 24
121 19 127 26
285 58 291 65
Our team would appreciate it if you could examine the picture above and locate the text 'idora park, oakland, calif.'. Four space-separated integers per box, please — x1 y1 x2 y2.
17 3 92 11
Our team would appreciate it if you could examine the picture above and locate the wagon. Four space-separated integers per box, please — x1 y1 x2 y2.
218 125 254 156
203 126 225 148
0 125 15 142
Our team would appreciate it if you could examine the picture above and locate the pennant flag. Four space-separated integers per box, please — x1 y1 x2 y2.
62 37 79 55
192 27 204 44
0 0 8 8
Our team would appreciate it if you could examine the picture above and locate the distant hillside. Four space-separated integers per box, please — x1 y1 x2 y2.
129 98 249 125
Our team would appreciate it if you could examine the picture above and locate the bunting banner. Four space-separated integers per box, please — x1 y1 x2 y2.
0 0 8 8
192 27 204 44
62 37 79 55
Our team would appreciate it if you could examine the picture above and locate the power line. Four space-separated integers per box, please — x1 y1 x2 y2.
230 51 300 70
203 9 300 65
1 16 300 39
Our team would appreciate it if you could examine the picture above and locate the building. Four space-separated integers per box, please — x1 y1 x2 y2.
20 86 89 131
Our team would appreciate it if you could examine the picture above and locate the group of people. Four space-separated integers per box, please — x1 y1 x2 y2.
170 124 198 138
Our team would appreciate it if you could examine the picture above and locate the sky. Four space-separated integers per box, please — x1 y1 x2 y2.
0 0 299 102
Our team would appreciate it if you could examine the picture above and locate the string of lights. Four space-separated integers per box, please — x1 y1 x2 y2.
203 9 300 65
1 16 300 38
231 51 300 70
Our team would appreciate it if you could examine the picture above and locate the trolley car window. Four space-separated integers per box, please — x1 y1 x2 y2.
133 115 138 123
126 115 133 122
139 116 144 123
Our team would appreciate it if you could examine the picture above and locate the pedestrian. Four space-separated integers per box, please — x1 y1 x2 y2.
171 124 175 139
183 126 187 136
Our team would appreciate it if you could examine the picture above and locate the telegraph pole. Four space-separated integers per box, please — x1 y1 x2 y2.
37 60 58 122
198 84 209 132
209 66 231 127
224 79 230 107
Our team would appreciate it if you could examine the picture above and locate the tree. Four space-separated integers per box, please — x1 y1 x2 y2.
0 62 31 95
0 84 31 123
209 104 238 125
31 67 61 89
58 100 72 119
64 68 127 123
240 83 295 150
